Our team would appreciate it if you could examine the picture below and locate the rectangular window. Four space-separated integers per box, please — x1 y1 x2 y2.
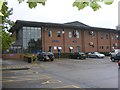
101 33 104 39
106 34 108 39
76 31 79 38
77 46 80 52
102 46 104 49
69 46 73 53
106 46 109 49
57 31 61 37
49 46 52 52
22 26 42 53
73 30 79 38
48 31 52 37
69 32 72 38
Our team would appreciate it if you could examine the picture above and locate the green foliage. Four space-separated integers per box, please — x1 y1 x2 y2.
20 0 46 9
90 2 101 11
1 2 15 51
18 0 24 4
73 2 89 10
104 0 114 5
2 30 14 50
73 0 114 11
1 2 14 31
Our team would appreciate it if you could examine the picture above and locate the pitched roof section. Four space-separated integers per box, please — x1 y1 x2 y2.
64 21 90 28
10 20 117 32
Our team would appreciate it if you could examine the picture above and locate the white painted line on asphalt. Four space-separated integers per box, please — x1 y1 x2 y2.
3 74 52 83
56 85 80 88
41 80 62 84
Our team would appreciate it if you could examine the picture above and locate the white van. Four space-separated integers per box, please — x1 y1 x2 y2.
110 49 120 61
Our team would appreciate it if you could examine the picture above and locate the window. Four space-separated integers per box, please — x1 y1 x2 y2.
106 34 108 39
76 31 79 38
89 31 94 36
57 31 61 37
22 27 42 53
100 46 104 49
101 33 104 39
116 35 118 40
106 46 109 49
69 46 73 53
73 30 79 38
69 32 72 38
77 46 80 52
102 46 104 49
49 46 52 52
48 31 52 37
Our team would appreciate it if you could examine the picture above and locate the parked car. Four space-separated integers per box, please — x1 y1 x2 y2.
37 52 55 61
109 49 120 58
69 52 86 59
118 61 120 68
88 52 105 58
111 52 120 62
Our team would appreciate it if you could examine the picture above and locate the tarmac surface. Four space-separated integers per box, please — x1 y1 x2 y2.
1 57 119 89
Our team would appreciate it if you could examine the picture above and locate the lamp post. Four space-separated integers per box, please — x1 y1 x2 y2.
62 29 65 53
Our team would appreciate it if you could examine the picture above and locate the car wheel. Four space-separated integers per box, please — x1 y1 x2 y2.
77 57 80 59
96 55 99 58
111 57 115 62
51 59 54 61
84 57 86 59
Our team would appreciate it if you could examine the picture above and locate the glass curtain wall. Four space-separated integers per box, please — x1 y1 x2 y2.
22 26 42 53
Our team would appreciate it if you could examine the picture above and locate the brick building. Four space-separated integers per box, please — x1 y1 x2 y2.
10 20 119 54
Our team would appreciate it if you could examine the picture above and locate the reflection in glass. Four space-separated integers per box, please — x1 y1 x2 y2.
22 27 42 53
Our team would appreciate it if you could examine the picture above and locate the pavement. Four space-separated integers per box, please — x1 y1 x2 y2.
1 57 119 89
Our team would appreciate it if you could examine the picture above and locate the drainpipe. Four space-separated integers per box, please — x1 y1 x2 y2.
109 32 112 52
82 30 85 52
44 27 46 52
96 31 99 52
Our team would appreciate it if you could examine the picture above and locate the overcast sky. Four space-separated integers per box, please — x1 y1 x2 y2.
8 0 119 29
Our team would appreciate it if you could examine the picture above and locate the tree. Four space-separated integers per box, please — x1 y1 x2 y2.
2 30 14 51
1 2 14 31
0 2 14 51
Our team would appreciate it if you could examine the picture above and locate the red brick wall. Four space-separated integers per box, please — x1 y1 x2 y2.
2 54 24 60
42 27 83 53
41 26 119 53
84 30 98 52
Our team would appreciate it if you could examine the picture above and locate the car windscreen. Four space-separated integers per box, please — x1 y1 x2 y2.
79 52 84 54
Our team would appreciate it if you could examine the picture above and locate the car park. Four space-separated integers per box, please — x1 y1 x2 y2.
69 52 86 59
88 52 105 58
37 52 55 61
110 52 120 62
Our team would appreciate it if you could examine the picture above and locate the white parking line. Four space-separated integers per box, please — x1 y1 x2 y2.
42 80 62 84
56 85 80 88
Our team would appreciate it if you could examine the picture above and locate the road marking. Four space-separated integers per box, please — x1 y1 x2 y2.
3 76 17 78
2 63 47 70
56 85 80 88
25 71 39 75
41 80 62 84
3 74 52 83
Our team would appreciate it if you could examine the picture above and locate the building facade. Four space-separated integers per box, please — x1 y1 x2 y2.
10 20 119 54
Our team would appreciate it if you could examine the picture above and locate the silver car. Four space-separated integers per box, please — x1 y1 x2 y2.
88 52 105 58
